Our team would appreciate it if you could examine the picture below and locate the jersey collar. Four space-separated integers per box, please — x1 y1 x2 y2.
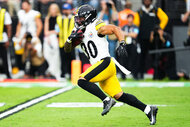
142 5 154 13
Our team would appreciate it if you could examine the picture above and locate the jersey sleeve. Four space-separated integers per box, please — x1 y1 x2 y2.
157 8 168 30
133 12 140 27
95 19 106 31
34 11 41 18
4 12 12 25
17 10 22 22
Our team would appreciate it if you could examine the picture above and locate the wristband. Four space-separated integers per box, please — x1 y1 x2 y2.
119 40 126 45
67 38 72 43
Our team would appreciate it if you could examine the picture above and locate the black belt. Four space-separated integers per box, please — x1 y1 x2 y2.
101 57 111 60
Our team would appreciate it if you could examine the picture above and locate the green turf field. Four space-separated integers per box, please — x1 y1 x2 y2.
0 87 57 112
0 82 190 127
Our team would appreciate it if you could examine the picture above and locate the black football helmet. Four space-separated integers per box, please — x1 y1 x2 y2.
75 4 97 28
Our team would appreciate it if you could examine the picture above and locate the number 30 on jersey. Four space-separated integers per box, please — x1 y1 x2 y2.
81 40 98 59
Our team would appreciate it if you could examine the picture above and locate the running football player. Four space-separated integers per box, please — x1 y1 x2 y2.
64 5 158 125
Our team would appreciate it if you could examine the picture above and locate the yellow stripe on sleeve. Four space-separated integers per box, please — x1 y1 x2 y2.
95 22 106 31
95 19 106 31
35 14 41 18
133 12 140 27
157 8 169 30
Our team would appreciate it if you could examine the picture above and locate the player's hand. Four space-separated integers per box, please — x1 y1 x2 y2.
116 41 128 56
68 29 83 43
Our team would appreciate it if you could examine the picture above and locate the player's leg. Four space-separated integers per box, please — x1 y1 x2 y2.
101 74 158 125
78 57 116 115
115 92 158 125
78 78 107 101
114 85 157 125
78 57 112 101
99 58 148 112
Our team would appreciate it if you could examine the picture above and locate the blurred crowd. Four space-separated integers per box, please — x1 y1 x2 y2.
0 0 189 80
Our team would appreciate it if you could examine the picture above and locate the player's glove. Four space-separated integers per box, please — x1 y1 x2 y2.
116 40 128 56
67 29 84 43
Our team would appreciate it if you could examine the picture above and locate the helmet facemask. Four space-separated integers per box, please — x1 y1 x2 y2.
74 14 86 29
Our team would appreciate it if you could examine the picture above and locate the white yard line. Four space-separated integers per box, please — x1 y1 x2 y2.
0 103 5 107
46 102 175 108
120 82 186 88
47 102 124 108
1 81 189 88
0 82 68 88
0 86 74 120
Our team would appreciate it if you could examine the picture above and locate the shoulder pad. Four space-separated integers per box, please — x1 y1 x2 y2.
95 19 106 31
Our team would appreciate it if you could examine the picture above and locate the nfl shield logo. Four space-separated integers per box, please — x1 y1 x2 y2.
88 32 93 38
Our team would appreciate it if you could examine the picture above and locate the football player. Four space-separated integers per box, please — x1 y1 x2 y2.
64 5 158 125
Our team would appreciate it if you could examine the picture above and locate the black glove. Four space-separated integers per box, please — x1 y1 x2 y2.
116 40 128 56
67 29 83 43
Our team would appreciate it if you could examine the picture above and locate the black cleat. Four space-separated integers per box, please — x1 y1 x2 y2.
101 97 116 116
147 105 158 125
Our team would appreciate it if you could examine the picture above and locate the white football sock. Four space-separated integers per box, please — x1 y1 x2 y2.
144 105 151 114
103 97 110 101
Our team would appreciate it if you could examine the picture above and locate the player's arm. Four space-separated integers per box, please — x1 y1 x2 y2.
97 24 125 42
64 29 83 53
35 15 43 37
97 24 127 56
182 11 190 23
5 24 12 48
125 32 138 38
15 21 21 37
64 29 77 53
64 40 73 53
123 27 139 39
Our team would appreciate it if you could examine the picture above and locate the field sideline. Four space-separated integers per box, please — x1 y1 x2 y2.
0 81 190 127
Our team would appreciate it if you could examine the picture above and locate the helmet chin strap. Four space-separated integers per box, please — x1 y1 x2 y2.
78 25 86 30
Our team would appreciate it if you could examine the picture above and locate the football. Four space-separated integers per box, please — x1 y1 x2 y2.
72 29 84 48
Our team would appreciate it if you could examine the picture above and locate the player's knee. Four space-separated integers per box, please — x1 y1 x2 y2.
114 92 123 100
77 78 87 87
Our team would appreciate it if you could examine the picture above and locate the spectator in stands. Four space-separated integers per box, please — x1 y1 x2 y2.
34 0 53 19
134 0 168 79
150 25 189 80
22 32 48 79
57 3 75 79
72 0 99 10
7 0 21 17
43 3 61 79
118 1 136 28
66 0 79 8
120 14 140 79
181 10 190 46
0 6 12 78
0 0 8 10
14 0 43 71
16 0 43 38
98 0 118 58
85 0 99 10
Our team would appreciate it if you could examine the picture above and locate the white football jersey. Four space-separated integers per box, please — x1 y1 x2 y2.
81 19 110 65
18 10 41 38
